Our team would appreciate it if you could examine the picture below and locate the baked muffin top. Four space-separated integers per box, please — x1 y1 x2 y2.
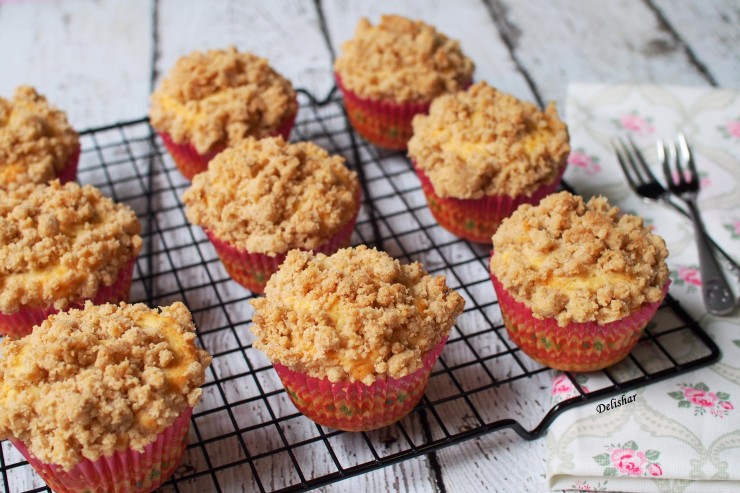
150 47 297 154
250 245 465 385
0 181 142 312
408 82 570 199
0 301 211 470
0 86 79 187
334 15 474 103
183 136 359 256
490 191 669 326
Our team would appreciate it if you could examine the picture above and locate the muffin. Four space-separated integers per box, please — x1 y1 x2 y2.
0 301 212 493
182 136 360 293
489 191 670 371
0 86 80 187
250 245 465 431
408 82 570 243
334 15 474 150
150 47 298 180
0 181 142 337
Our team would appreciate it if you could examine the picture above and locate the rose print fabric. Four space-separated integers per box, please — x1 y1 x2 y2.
547 84 740 493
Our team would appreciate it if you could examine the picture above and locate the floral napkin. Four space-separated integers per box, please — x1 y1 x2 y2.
546 84 740 493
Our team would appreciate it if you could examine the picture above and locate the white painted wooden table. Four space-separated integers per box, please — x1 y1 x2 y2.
1 1 738 492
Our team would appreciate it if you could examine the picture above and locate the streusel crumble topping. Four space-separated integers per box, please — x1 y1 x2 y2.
183 137 359 256
150 47 297 154
0 86 79 186
490 191 669 326
0 181 142 312
250 246 465 385
334 15 474 103
408 82 569 199
0 301 211 470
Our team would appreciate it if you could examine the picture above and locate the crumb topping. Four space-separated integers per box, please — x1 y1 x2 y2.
408 82 570 199
490 191 669 326
334 15 474 103
250 246 465 385
0 181 143 312
183 137 359 256
0 301 212 470
150 47 298 154
0 86 79 186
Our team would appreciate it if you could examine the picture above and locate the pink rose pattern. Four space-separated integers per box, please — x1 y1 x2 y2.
593 441 662 478
719 119 740 139
616 112 655 135
551 373 591 405
568 149 602 175
724 219 740 239
669 383 734 417
571 479 608 492
670 265 701 293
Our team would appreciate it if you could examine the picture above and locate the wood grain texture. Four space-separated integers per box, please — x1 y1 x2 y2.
155 0 334 96
0 0 153 128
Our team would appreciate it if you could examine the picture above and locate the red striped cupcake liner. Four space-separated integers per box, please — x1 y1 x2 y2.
56 145 81 184
0 257 136 338
157 107 298 181
273 337 448 431
205 194 361 294
11 407 192 493
415 162 566 244
490 267 669 372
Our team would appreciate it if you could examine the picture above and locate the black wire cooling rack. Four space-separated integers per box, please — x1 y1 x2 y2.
0 88 720 493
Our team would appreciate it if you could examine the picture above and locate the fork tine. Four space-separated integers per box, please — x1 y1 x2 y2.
612 139 639 191
677 133 698 186
626 135 662 184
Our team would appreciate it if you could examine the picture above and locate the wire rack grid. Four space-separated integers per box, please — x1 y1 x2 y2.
0 88 720 493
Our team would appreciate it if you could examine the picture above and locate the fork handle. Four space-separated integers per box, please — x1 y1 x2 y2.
685 200 736 315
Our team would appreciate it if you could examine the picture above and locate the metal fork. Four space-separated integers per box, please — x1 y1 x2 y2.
659 134 735 315
614 136 738 315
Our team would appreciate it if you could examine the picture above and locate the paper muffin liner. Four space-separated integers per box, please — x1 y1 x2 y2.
415 162 566 244
273 336 448 432
205 194 360 293
0 257 136 338
11 407 192 493
336 74 432 151
157 107 298 181
56 145 81 184
490 268 670 372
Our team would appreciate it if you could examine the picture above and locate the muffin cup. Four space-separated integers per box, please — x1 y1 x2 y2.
335 74 432 151
157 107 298 181
415 163 566 244
57 144 81 184
205 194 360 294
273 336 447 431
11 407 192 493
490 268 669 372
0 257 136 338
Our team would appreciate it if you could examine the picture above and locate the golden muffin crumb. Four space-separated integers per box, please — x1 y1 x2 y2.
0 301 212 470
150 47 298 154
408 82 570 199
0 86 79 186
183 136 359 256
334 15 474 103
250 245 465 385
0 181 143 312
490 191 669 326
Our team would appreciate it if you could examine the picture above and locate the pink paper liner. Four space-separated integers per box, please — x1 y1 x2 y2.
56 145 81 184
0 257 136 338
11 407 192 493
490 264 670 372
205 191 361 294
415 162 566 244
273 336 448 431
158 105 298 181
336 74 433 150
